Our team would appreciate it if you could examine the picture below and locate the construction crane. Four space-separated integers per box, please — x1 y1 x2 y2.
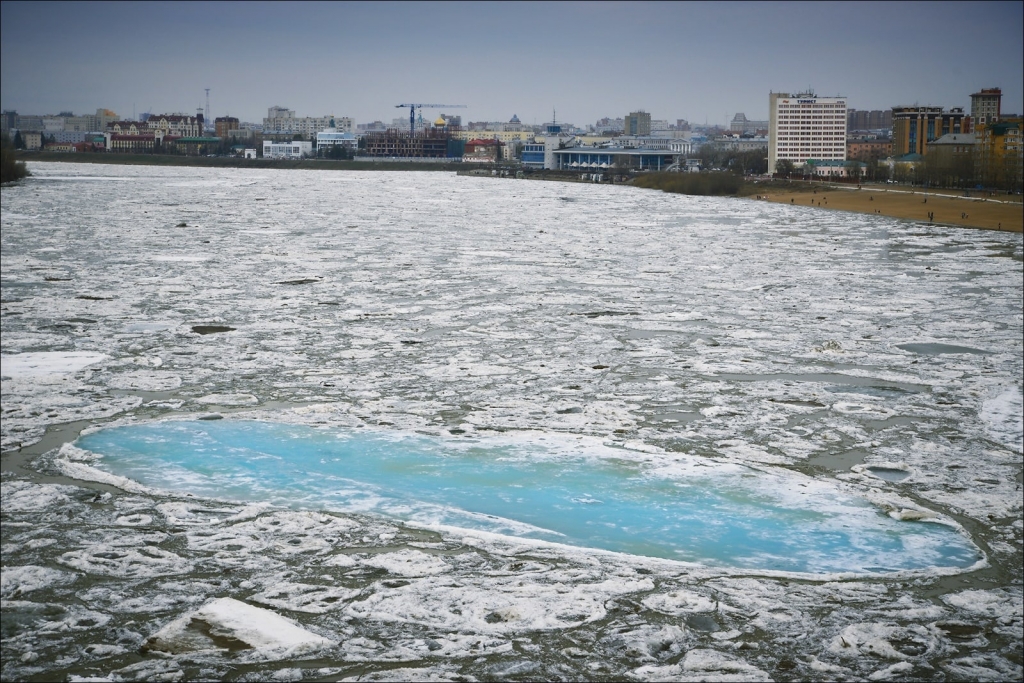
395 104 467 135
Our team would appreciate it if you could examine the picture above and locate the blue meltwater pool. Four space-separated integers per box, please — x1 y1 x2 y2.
75 420 981 574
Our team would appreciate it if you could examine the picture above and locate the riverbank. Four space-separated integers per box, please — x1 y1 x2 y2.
756 184 1023 232
17 151 464 172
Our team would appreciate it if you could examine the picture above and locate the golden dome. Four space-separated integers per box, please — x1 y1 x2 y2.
434 116 447 126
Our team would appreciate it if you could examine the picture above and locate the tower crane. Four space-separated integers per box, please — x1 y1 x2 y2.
395 103 467 135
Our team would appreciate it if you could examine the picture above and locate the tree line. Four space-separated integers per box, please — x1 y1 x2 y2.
1 132 30 183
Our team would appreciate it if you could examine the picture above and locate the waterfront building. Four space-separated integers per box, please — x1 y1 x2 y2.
624 111 651 136
361 127 463 159
520 142 545 168
550 146 675 171
263 140 312 159
768 92 847 174
168 137 222 156
464 139 502 163
805 159 868 178
315 129 357 154
970 88 1002 129
891 106 966 157
105 131 167 153
44 141 76 153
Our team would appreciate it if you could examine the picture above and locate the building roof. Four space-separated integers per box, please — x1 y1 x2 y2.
806 159 866 167
930 133 976 145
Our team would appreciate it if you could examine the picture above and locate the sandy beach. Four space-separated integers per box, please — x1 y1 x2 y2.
755 184 1023 232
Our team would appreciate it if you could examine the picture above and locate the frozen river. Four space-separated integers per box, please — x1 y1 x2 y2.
2 162 1022 681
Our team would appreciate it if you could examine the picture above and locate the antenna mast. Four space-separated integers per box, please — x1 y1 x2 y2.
205 88 211 130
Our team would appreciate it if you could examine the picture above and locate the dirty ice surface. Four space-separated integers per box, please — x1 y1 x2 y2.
2 163 1022 682
76 419 981 574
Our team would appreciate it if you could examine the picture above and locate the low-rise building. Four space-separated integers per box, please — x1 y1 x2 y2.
44 141 76 153
805 159 868 178
315 129 357 154
263 140 312 159
847 137 891 161
464 139 502 163
551 146 676 171
105 132 168 153
52 131 89 144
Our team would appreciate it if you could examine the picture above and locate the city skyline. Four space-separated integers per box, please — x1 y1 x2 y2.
2 1 1022 126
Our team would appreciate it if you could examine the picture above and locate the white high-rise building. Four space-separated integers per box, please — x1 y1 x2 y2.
769 92 847 173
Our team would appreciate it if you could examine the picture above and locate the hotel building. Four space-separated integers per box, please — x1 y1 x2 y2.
769 92 847 173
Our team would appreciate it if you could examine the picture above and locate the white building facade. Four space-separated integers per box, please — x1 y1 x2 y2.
769 92 847 173
263 140 312 159
315 129 357 154
263 106 352 137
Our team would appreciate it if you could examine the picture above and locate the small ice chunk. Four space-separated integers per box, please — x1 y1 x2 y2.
1 351 107 377
980 388 1023 453
360 549 450 576
196 393 259 406
642 589 717 615
680 649 772 680
145 597 332 657
943 589 1021 618
0 565 75 597
869 662 914 680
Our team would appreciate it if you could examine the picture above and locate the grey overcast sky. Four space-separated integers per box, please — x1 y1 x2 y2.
2 1 1022 126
